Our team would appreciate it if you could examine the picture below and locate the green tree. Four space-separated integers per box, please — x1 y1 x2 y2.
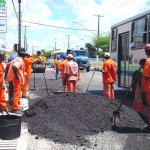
92 33 110 57
43 50 53 58
93 34 110 50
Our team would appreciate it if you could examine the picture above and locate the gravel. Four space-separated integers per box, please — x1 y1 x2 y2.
19 77 150 150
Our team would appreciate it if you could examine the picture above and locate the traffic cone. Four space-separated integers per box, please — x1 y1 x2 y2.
133 83 143 112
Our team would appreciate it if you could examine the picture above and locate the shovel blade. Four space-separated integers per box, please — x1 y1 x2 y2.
112 111 120 125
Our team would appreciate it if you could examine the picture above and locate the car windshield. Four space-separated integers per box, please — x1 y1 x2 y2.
72 51 88 57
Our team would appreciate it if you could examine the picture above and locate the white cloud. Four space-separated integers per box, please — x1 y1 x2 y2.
3 0 150 52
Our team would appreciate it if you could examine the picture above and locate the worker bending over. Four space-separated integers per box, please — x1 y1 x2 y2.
0 52 9 113
99 52 116 99
22 54 36 98
59 54 68 91
141 44 150 130
64 54 80 92
7 48 28 114
5 48 18 105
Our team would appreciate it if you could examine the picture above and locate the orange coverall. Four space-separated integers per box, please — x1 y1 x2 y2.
141 56 150 128
0 64 8 111
7 57 25 110
64 60 79 92
22 56 35 97
54 58 60 80
101 59 116 99
60 59 68 91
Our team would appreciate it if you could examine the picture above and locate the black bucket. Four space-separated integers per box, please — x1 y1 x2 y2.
0 115 22 140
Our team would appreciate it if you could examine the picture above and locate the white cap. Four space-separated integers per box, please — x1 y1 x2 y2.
104 52 110 57
66 54 73 58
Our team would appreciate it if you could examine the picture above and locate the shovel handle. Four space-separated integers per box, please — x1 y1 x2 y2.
86 69 95 92
116 65 142 112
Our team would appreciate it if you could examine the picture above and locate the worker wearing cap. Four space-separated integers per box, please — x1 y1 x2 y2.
64 54 80 92
7 48 27 114
99 52 116 99
141 43 150 129
0 52 9 113
5 48 18 105
22 54 36 98
59 54 68 91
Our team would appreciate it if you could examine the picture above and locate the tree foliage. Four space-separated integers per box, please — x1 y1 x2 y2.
92 33 110 51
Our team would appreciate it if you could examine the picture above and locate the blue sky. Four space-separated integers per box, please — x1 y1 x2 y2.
2 0 150 54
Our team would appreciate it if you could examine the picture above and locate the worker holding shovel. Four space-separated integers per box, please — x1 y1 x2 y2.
22 54 36 98
99 52 116 99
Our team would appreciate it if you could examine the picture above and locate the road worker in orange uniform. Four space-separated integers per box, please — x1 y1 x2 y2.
7 48 28 114
22 54 36 98
64 54 80 92
0 52 9 113
141 43 150 130
99 52 116 99
54 56 60 80
59 54 68 91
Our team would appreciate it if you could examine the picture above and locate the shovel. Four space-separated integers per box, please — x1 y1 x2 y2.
86 69 96 93
112 65 142 126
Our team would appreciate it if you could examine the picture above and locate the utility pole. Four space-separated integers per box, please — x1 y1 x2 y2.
18 0 21 50
67 35 71 49
94 14 104 66
23 26 29 51
93 14 104 37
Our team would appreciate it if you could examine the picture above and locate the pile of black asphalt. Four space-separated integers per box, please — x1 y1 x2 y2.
22 77 150 148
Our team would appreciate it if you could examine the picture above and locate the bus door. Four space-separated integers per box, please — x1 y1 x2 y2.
118 32 129 87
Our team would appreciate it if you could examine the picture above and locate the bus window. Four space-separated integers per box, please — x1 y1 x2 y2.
131 17 148 49
111 28 117 52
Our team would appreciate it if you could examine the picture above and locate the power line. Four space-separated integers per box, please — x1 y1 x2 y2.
11 0 18 20
22 20 97 31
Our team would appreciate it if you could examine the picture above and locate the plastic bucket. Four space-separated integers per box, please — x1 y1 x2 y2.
0 115 22 140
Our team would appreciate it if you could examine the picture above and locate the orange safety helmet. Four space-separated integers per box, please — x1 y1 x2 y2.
144 44 150 51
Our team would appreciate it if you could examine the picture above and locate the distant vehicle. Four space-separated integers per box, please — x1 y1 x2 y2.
110 9 150 92
67 49 90 72
48 50 67 67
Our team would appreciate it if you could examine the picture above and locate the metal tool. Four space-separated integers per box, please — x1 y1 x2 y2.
41 62 49 96
30 62 36 91
86 69 96 93
112 65 142 126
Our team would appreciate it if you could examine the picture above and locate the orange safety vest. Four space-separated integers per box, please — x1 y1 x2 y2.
60 59 68 77
54 59 60 69
101 59 116 84
6 57 25 84
0 63 5 85
24 56 35 78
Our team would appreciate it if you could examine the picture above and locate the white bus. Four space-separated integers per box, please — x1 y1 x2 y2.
110 9 150 91
48 50 67 67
